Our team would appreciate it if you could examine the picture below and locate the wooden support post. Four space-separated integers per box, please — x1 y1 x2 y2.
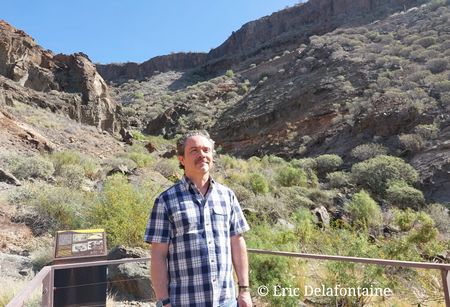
441 269 450 307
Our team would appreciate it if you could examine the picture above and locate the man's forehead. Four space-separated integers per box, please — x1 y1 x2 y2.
185 135 213 148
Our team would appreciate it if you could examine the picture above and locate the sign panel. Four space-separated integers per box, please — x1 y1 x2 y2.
54 229 106 259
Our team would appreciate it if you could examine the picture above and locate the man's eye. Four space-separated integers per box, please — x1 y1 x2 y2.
204 148 211 153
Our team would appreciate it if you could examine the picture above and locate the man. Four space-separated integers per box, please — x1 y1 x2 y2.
144 130 253 307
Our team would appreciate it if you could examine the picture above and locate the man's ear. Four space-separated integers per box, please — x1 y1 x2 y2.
178 155 185 166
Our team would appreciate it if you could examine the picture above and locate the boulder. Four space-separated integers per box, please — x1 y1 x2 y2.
0 252 33 280
107 246 152 301
311 206 330 228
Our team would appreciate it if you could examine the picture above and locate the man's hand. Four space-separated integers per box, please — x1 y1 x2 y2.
237 291 252 307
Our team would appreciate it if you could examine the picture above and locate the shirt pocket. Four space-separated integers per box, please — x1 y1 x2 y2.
211 206 228 231
170 210 200 237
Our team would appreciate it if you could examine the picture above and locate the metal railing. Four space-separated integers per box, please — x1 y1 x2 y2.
7 249 450 306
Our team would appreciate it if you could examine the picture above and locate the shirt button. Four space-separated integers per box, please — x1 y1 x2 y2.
211 259 215 263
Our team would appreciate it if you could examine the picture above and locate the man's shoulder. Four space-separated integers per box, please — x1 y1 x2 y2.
212 180 235 196
156 180 185 200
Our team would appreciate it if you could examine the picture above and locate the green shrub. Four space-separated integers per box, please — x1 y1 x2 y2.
225 69 234 78
246 223 299 306
426 58 448 73
393 208 417 231
58 164 85 189
249 173 269 194
415 124 439 140
290 158 317 170
315 154 343 176
10 155 54 180
350 143 388 161
386 181 425 209
398 134 424 154
407 212 438 244
89 174 159 246
425 203 450 234
27 184 87 232
130 130 147 141
276 166 308 187
351 155 419 196
125 151 154 168
327 171 352 188
416 36 436 48
345 190 382 229
50 151 100 179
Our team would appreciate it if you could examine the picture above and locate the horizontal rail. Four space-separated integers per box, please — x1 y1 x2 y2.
50 257 151 271
8 251 450 306
247 248 450 270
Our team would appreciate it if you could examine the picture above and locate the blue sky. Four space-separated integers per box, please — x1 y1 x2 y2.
2 1 302 64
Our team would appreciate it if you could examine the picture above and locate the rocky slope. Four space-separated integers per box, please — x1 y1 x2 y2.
106 0 450 204
0 20 121 133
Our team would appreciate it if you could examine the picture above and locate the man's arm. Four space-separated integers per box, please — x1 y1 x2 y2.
151 242 171 305
231 234 252 307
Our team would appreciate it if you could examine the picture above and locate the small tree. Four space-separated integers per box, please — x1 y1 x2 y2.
351 155 419 196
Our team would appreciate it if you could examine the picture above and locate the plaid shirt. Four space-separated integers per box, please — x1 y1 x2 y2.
144 176 250 307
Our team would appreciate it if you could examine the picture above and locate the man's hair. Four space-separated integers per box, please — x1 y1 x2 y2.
176 130 215 169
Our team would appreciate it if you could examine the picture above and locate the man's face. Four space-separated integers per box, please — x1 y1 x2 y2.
178 135 214 177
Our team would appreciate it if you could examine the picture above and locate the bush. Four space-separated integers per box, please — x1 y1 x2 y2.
416 36 436 48
246 223 299 306
125 151 154 168
50 151 100 179
290 158 317 170
10 155 54 180
57 164 85 189
345 190 382 229
89 174 159 246
315 154 343 176
425 203 450 234
350 143 388 161
327 171 352 188
426 58 448 74
225 69 234 78
276 166 308 187
393 208 417 231
249 173 269 194
351 155 419 196
386 181 425 209
398 134 425 154
415 124 439 140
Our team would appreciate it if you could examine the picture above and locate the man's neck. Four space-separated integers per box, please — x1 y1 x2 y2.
185 173 210 196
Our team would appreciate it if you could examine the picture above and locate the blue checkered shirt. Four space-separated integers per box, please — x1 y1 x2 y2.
144 176 250 307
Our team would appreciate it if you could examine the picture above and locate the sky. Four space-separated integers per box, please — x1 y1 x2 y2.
2 1 303 64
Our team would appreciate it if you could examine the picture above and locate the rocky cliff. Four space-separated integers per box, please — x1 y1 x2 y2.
0 20 121 132
203 0 428 74
96 52 208 84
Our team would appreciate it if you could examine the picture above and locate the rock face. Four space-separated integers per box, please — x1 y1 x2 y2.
0 20 121 132
96 52 208 84
206 0 426 68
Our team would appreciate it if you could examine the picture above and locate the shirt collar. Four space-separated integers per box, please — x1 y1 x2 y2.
181 175 215 191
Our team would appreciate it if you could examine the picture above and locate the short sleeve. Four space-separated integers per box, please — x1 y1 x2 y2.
229 191 250 237
144 196 171 244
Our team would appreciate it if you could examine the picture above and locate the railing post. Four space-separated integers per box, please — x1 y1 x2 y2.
41 271 52 307
441 269 450 307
